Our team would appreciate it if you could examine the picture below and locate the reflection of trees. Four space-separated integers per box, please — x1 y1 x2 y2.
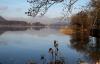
0 27 46 35
70 31 100 63
32 26 45 30
0 27 28 35
70 32 89 54
89 37 100 62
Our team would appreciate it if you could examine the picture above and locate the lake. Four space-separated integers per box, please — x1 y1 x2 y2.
0 27 99 64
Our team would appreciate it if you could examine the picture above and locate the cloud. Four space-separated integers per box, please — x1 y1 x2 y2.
0 6 8 11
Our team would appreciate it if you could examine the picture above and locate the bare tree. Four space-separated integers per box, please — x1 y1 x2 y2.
25 0 79 17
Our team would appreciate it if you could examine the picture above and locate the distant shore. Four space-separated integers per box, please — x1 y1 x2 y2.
0 25 46 27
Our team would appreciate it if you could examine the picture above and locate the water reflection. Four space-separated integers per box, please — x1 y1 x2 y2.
70 32 100 64
0 27 69 64
0 26 46 35
0 27 100 64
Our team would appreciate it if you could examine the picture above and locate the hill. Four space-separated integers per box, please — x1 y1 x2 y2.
0 16 30 26
0 16 7 21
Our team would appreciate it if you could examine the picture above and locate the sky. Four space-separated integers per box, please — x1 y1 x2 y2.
0 0 90 19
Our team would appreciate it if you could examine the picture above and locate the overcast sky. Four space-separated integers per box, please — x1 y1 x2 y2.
0 0 90 19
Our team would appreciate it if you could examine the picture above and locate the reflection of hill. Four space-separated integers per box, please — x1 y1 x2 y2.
0 27 28 31
25 28 60 37
0 26 47 35
0 27 28 35
0 27 61 37
0 31 5 35
32 26 45 30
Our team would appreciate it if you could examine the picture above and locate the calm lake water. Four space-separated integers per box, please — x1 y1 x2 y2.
0 27 99 64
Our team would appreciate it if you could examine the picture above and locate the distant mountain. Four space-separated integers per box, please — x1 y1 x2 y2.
0 16 47 27
0 16 30 26
50 21 68 26
32 22 45 26
49 21 68 29
0 16 7 21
